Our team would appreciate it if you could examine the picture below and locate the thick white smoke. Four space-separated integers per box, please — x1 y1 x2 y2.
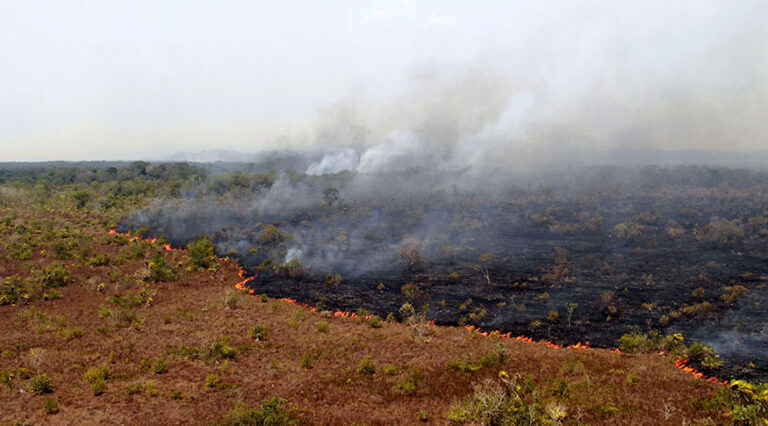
305 148 359 175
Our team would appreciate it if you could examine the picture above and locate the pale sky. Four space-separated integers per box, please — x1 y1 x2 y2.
1 0 766 161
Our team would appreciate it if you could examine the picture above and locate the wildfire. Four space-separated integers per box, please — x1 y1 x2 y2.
104 227 730 388
463 325 590 350
108 229 177 251
675 358 728 385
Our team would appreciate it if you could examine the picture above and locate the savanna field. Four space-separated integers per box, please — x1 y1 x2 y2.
1 163 767 425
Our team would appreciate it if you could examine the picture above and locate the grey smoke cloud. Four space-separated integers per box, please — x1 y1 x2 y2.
1 1 766 161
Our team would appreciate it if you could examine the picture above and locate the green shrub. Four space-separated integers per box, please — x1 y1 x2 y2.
358 355 376 375
392 369 422 395
29 374 53 394
1 275 32 305
43 397 59 414
618 331 645 353
367 315 382 328
686 342 723 368
72 190 91 208
480 343 508 368
40 263 72 288
169 343 200 360
148 253 175 282
300 352 313 369
381 364 399 376
60 326 84 340
205 374 219 389
83 366 109 384
151 358 168 374
91 378 107 395
203 337 238 364
86 252 110 267
247 324 269 341
220 396 301 426
186 237 218 270
143 380 159 397
447 355 481 374
547 377 571 398
125 383 142 395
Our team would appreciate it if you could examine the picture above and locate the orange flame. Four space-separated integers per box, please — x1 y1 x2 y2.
108 229 185 253
106 228 729 387
674 359 727 385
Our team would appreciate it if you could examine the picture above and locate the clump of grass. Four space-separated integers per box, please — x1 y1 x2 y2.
381 364 399 376
43 397 58 414
220 397 301 426
447 355 481 374
59 326 84 340
367 315 382 328
392 369 422 395
315 322 329 333
83 366 109 384
151 358 168 374
203 336 238 365
479 343 508 368
205 374 219 389
248 324 268 341
300 352 313 369
143 380 159 397
224 289 247 310
29 374 53 394
358 355 376 375
91 378 107 395
168 343 199 360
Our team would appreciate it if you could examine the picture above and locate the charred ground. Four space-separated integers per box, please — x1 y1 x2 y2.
122 163 768 382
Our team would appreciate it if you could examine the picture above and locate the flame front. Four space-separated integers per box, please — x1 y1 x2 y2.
104 228 731 388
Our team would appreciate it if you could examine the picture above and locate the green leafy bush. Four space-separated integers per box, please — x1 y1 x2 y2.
220 396 301 426
43 397 59 414
148 253 175 282
29 374 53 394
358 355 376 375
83 366 109 384
203 337 238 365
0 275 32 305
91 378 107 395
40 263 72 288
151 358 168 374
187 236 218 270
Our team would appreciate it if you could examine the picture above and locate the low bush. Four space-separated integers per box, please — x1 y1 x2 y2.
83 366 109 384
43 397 59 414
247 324 268 341
91 378 107 395
29 374 53 394
203 336 238 365
152 358 168 374
40 263 72 288
220 396 302 426
358 355 376 375
392 368 422 395
447 355 481 374
315 322 329 333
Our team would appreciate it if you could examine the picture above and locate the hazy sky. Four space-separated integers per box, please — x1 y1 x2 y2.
1 0 766 161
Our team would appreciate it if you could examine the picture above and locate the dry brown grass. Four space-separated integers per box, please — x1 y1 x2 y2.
0 226 728 425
